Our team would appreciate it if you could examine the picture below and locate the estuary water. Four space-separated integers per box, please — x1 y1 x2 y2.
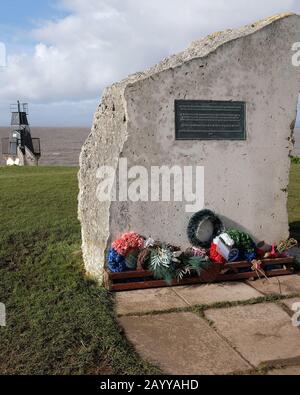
0 127 299 166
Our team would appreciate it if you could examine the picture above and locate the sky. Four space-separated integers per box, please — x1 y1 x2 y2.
0 0 300 126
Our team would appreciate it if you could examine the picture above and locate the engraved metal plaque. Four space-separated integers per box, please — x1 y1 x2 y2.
175 100 246 140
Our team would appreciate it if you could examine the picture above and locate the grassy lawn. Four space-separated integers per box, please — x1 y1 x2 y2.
0 167 159 375
0 164 299 375
289 162 300 241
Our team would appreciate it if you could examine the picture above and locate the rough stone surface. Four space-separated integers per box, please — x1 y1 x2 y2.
268 365 300 375
78 14 300 281
115 288 187 315
247 274 300 296
205 303 300 367
173 282 262 306
118 312 251 374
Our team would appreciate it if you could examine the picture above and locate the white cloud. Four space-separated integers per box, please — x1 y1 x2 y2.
0 0 297 124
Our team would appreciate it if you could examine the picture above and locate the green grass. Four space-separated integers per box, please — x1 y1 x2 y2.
0 163 299 375
288 163 300 242
119 293 300 318
291 156 300 164
0 167 159 375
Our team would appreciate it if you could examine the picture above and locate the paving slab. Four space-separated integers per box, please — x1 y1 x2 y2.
205 303 300 367
281 298 300 330
118 312 251 375
247 275 300 296
173 282 262 306
115 288 187 315
281 298 300 311
268 365 300 375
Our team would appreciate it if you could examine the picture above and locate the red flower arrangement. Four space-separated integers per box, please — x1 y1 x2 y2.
112 232 144 256
209 242 226 264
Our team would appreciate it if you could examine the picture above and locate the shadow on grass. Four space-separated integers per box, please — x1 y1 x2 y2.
290 222 300 242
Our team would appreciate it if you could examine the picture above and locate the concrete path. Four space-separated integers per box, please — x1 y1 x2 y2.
116 274 300 375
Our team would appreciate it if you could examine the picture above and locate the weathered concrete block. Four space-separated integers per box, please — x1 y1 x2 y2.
247 274 300 296
118 312 251 374
173 282 262 306
205 303 300 367
115 288 188 316
79 14 300 281
268 365 300 375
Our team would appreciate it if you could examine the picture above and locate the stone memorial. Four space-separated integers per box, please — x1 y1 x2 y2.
79 13 300 282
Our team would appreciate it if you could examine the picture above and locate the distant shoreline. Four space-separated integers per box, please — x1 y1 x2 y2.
0 126 91 129
0 127 299 166
0 127 90 166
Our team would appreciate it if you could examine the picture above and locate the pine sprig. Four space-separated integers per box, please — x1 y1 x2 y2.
148 247 175 284
176 255 210 281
